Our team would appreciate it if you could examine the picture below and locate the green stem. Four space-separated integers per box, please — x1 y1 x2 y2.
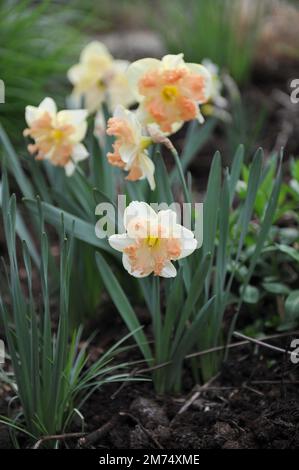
170 148 191 204
152 276 162 357
152 275 163 392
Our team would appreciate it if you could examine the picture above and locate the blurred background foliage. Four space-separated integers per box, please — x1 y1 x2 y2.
0 0 89 141
1 0 298 152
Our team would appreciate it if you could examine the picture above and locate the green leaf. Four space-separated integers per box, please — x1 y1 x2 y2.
24 198 114 255
285 290 299 322
228 144 244 202
240 285 260 304
95 252 153 365
170 118 216 183
0 123 34 198
235 148 263 260
238 154 282 306
0 178 39 266
262 282 290 295
203 151 221 258
203 151 221 294
169 297 216 385
276 244 299 264
152 152 174 205
173 253 212 351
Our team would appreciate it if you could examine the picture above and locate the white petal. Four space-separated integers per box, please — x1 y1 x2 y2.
39 97 57 116
127 58 161 101
186 63 213 103
112 59 130 73
72 143 89 162
65 161 75 176
160 261 177 278
57 109 88 141
196 109 205 124
169 120 184 135
146 116 183 136
180 237 197 259
85 87 105 114
113 104 129 119
139 152 156 190
119 143 138 166
25 98 57 126
158 209 177 227
94 110 106 145
161 53 185 69
108 234 134 252
58 109 88 126
67 63 84 85
25 105 39 126
122 253 149 278
135 103 152 127
201 59 219 76
124 201 157 230
80 41 112 63
175 225 198 259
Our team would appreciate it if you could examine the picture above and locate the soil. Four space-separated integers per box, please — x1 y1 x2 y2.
78 338 299 450
1 308 298 449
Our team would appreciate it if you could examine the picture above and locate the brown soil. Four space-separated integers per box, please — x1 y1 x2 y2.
78 337 299 450
1 315 298 449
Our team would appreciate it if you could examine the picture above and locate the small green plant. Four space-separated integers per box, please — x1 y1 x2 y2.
234 155 299 330
0 172 136 447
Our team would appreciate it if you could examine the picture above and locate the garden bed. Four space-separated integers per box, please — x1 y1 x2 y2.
0 0 298 452
1 336 298 449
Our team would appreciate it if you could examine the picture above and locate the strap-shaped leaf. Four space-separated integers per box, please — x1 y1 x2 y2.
228 144 244 202
24 198 115 255
0 123 34 198
170 118 216 183
95 252 153 365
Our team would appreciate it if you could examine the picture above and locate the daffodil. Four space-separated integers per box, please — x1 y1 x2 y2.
108 202 197 278
24 97 88 176
68 41 134 114
106 105 156 190
200 59 230 121
127 53 212 133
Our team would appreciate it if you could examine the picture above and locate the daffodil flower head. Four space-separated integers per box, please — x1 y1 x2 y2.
127 54 212 134
108 202 197 278
106 105 156 190
23 97 89 176
68 41 134 114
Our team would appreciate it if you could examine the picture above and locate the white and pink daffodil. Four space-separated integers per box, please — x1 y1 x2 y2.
106 105 156 190
108 202 197 278
127 53 212 134
67 41 134 114
24 97 88 176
